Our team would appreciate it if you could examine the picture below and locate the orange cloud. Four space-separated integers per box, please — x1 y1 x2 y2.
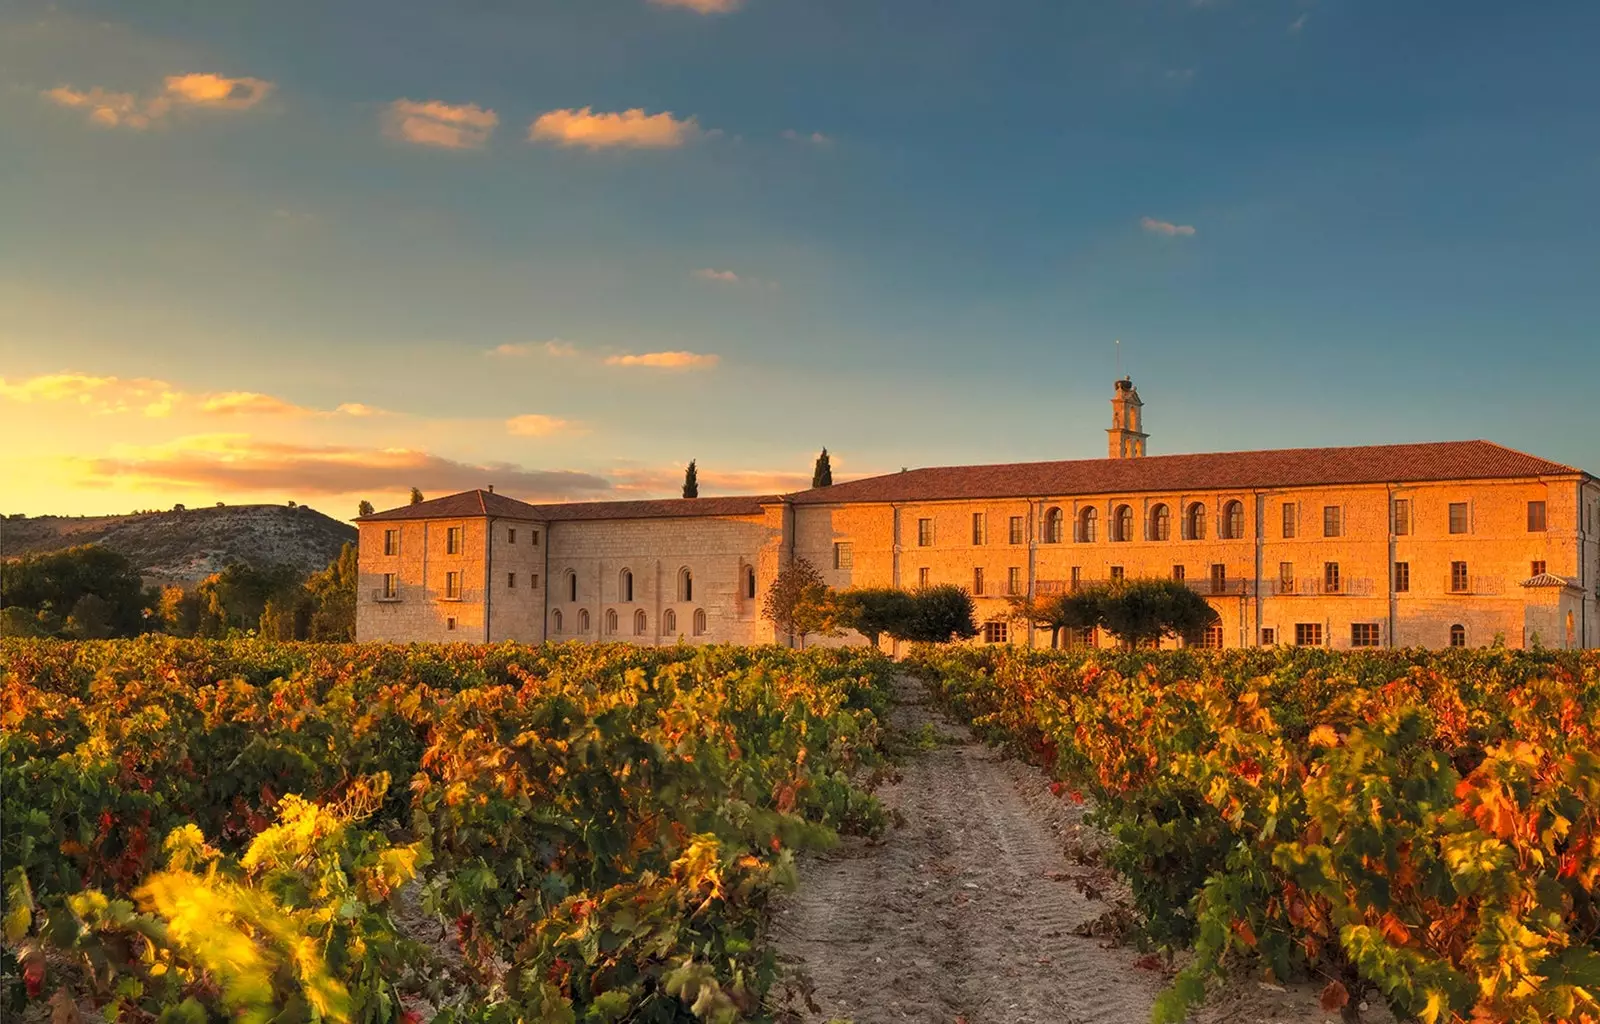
385 99 499 149
0 372 181 416
1141 217 1197 237
42 72 273 129
488 340 577 358
199 391 309 416
610 464 815 497
649 0 743 11
603 351 720 370
505 413 582 437
529 107 706 150
76 435 616 501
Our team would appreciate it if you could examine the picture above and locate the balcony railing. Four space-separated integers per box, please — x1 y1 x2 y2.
371 588 402 603
1445 575 1503 595
1033 577 1257 597
1269 577 1375 597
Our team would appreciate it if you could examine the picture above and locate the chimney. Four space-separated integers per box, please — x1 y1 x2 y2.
487 484 495 493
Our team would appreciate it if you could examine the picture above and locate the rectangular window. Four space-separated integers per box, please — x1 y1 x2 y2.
1324 562 1341 594
531 574 539 590
1323 506 1342 538
918 518 934 547
1351 623 1381 647
1109 565 1125 582
918 567 931 588
507 572 516 588
1451 560 1469 592
1201 624 1224 649
1279 561 1295 595
983 620 1009 644
446 617 456 632
1070 566 1082 590
1008 516 1026 545
1532 560 1547 578
1281 503 1297 539
1449 502 1469 534
1210 563 1226 594
1172 564 1186 581
833 542 854 570
1392 499 1410 536
446 526 464 554
382 573 397 599
1393 561 1410 593
1528 500 1547 532
1260 627 1276 646
1295 622 1323 647
972 512 987 545
445 571 461 599
532 530 540 546
973 567 985 595
383 529 399 556
508 528 517 544
1007 566 1022 595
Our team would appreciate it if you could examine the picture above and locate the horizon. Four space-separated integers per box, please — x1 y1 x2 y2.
4 1 1599 517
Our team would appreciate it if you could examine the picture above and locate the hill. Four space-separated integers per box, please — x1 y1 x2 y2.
0 504 357 585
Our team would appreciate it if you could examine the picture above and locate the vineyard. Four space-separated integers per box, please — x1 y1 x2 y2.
911 645 1600 1024
1 638 895 1023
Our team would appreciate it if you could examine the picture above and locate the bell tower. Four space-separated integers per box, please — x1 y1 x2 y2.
1107 377 1148 458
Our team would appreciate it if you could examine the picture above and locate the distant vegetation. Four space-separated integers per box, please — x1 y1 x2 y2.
1 542 357 641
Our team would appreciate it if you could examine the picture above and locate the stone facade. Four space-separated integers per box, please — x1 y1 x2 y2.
357 382 1599 651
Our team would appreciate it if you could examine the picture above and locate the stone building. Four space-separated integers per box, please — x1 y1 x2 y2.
357 380 1600 650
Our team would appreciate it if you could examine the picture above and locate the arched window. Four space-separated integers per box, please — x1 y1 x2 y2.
1222 500 1245 540
693 609 707 636
1112 505 1134 543
1077 507 1098 544
1185 502 1207 540
663 608 677 635
551 609 563 634
605 608 618 635
1149 504 1171 541
1044 507 1064 544
578 608 590 634
1449 623 1466 648
566 571 577 603
620 569 634 603
744 565 757 600
677 567 693 602
634 609 648 636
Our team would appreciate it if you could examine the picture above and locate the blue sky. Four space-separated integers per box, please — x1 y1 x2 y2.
2 0 1597 516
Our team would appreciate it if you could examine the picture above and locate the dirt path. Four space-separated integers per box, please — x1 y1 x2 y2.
771 674 1346 1024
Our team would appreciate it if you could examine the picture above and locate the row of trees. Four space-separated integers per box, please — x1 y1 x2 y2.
1 543 358 641
760 557 1220 650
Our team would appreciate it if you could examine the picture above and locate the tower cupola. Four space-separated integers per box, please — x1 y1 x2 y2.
1107 377 1148 458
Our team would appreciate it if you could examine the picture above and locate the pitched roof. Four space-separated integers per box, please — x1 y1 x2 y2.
359 490 775 523
785 441 1583 505
1519 573 1581 589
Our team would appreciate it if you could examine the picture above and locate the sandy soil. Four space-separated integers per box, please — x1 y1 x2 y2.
770 674 1358 1024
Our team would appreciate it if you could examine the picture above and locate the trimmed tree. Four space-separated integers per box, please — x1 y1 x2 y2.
891 585 979 644
1093 578 1219 649
409 488 424 506
837 587 915 649
811 448 833 488
762 557 825 646
1007 590 1099 649
682 461 699 499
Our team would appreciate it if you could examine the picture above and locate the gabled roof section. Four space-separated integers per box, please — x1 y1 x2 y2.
786 441 1583 505
359 490 776 523
1519 573 1581 589
359 489 542 522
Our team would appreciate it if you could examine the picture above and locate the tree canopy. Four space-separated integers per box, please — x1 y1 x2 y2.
836 587 914 648
358 500 375 517
761 557 826 645
890 584 979 644
682 461 699 499
1010 578 1220 649
409 488 424 505
811 448 833 488
0 544 149 638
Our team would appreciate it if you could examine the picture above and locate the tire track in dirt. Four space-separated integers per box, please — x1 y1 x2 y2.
770 674 1159 1024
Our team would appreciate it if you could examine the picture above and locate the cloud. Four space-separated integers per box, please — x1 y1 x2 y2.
604 351 720 370
1289 13 1309 32
781 129 832 145
1141 217 1197 237
649 0 743 12
75 435 616 501
505 413 583 437
610 464 816 497
384 99 499 149
529 107 706 150
488 340 577 358
693 268 741 284
42 72 273 129
0 372 181 416
198 391 387 417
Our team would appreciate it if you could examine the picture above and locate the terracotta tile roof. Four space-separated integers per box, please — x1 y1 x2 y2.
360 489 775 523
786 441 1584 505
1519 573 1581 589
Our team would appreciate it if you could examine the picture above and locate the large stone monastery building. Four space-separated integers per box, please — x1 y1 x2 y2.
357 380 1600 650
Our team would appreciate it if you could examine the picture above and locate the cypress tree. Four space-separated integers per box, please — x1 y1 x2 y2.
812 448 833 488
682 461 699 499
409 488 424 505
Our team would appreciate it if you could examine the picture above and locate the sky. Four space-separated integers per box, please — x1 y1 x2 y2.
3 0 1598 519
